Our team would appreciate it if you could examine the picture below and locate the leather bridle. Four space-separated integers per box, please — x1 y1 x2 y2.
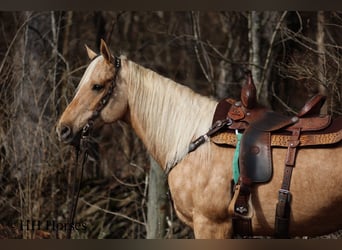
81 56 121 141
66 56 121 239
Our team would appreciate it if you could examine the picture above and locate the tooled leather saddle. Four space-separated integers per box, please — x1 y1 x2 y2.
210 72 342 238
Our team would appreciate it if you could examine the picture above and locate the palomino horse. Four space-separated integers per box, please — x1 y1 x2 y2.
56 40 342 239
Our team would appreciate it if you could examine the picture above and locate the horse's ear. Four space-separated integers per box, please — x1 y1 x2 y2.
85 44 97 60
100 39 112 63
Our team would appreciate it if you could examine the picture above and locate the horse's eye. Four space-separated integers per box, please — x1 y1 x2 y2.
92 84 104 91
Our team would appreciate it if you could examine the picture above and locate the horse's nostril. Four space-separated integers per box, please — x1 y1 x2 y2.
60 125 72 140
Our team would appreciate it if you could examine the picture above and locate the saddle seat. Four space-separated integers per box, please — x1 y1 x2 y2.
212 101 341 148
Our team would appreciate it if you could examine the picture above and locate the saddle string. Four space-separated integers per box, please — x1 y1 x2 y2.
66 56 121 239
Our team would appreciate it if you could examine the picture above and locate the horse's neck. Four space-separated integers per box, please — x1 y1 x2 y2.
126 61 217 169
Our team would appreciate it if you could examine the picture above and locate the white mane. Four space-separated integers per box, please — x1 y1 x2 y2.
125 60 218 169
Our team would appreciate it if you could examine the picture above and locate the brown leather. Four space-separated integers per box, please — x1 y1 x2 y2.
232 217 253 238
297 94 326 117
212 98 232 123
240 71 257 109
286 115 331 131
274 128 301 238
213 94 330 132
212 98 339 148
251 111 297 132
239 128 273 183
285 128 301 167
275 189 291 238
228 101 246 121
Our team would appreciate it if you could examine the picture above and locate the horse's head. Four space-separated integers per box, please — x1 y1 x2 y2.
56 40 128 144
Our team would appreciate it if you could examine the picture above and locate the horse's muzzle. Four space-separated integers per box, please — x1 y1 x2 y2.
56 123 81 147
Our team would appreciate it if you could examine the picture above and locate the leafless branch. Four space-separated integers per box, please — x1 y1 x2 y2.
80 198 146 226
261 11 288 88
191 11 215 93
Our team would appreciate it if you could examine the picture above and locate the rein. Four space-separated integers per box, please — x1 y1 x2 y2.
66 56 121 239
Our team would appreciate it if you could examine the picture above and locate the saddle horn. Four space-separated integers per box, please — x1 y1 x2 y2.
241 70 257 109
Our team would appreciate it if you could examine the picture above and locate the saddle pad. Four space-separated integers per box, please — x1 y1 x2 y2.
211 130 342 147
212 116 342 147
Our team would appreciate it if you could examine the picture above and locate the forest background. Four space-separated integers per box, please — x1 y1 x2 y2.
0 11 341 239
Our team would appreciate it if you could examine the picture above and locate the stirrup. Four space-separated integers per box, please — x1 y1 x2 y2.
228 184 254 219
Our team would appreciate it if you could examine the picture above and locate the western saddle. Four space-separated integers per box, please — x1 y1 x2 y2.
210 72 342 238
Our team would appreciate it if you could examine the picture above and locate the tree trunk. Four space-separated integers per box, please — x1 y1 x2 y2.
214 12 249 100
146 155 169 238
248 11 282 108
316 11 328 114
248 11 264 103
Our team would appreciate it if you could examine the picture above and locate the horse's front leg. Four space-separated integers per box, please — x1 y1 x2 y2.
193 213 232 239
